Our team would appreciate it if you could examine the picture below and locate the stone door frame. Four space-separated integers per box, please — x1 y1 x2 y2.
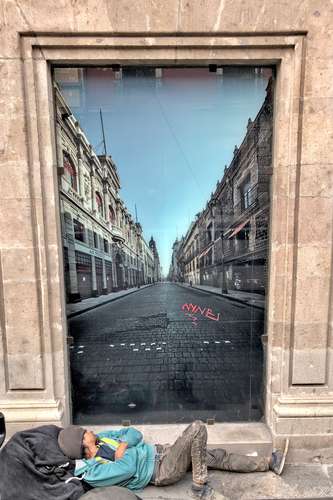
5 30 326 441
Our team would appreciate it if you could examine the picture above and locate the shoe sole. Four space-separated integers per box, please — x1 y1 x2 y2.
276 438 289 475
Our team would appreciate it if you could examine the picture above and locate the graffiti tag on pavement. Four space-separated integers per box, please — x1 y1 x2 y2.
181 303 221 326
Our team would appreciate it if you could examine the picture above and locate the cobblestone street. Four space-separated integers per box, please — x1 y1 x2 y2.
69 282 265 424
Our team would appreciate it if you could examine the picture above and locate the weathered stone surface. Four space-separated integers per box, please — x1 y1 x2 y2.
0 0 333 465
81 486 140 500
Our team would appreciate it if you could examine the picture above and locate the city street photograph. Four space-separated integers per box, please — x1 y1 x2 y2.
54 65 274 425
2 3 333 500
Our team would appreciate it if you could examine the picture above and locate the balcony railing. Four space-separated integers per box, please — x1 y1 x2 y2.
233 184 268 221
183 248 200 264
223 236 268 258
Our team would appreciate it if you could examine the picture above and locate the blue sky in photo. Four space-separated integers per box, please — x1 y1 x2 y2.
57 68 270 275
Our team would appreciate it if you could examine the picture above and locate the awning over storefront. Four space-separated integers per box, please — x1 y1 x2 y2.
228 219 250 238
198 242 214 259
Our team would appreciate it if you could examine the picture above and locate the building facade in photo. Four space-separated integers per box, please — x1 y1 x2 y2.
148 236 162 282
168 237 184 282
56 87 158 302
175 78 273 295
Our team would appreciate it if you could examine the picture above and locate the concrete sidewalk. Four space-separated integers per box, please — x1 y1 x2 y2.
139 465 333 499
66 284 153 318
180 283 266 310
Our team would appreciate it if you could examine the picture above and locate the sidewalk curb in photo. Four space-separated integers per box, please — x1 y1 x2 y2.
174 282 265 311
67 284 155 319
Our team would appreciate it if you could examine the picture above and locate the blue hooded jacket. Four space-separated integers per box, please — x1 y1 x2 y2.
75 427 155 490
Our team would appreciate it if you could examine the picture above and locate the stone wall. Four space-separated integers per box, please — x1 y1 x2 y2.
0 0 332 461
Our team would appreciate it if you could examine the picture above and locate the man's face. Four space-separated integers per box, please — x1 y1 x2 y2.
82 430 98 457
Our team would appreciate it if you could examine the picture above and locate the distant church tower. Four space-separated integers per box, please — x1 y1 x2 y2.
149 236 161 281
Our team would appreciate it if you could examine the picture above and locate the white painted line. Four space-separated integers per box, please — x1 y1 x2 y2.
77 351 83 354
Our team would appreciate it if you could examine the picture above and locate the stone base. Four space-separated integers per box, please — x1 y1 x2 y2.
102 288 108 295
1 399 64 439
81 486 140 499
92 290 99 297
91 422 273 458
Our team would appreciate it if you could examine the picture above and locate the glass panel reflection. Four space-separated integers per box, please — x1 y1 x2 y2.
54 66 273 424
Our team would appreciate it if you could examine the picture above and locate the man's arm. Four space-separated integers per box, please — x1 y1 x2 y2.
99 427 143 448
83 453 137 487
115 442 128 460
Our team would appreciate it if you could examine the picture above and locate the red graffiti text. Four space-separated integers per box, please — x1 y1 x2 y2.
181 303 221 325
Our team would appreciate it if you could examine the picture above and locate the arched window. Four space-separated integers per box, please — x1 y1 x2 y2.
109 205 116 224
63 153 77 191
95 191 104 216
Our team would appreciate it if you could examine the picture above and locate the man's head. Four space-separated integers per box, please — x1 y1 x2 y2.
58 425 96 459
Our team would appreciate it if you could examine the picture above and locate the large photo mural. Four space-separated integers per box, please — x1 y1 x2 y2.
54 66 274 424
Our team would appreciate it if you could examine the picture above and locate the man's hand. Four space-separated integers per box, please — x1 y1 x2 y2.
115 442 128 460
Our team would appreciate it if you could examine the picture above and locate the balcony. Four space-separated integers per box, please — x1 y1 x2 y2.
111 225 125 242
183 248 199 264
232 184 268 222
223 236 268 259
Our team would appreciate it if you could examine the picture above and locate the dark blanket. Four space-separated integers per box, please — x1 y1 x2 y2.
0 424 85 500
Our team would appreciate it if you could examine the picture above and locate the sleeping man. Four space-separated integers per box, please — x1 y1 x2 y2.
58 421 289 499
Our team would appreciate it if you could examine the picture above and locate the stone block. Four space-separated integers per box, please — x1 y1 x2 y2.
299 163 333 198
0 198 34 247
81 486 140 500
300 97 333 164
297 196 333 245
